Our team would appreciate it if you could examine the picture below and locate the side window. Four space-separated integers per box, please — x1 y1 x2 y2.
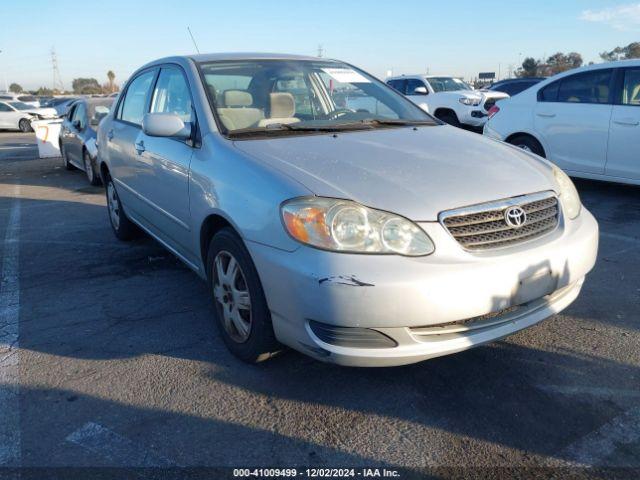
151 67 193 122
118 70 155 125
621 68 640 106
0 103 12 112
72 103 87 128
387 79 406 94
406 79 427 95
538 81 560 102
557 70 613 104
273 73 313 115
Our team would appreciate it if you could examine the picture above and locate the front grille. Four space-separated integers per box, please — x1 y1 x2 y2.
440 193 559 251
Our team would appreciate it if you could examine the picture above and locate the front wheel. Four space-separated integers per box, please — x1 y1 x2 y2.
83 150 101 186
435 110 461 128
60 143 76 170
207 228 280 363
19 119 33 133
105 177 137 240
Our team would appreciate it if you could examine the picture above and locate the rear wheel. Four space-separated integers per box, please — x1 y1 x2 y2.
60 143 76 170
83 150 101 186
508 134 545 157
105 177 137 240
19 119 33 133
435 110 461 128
207 228 280 363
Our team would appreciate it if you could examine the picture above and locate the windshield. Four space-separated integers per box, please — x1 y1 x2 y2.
427 77 472 93
9 102 34 111
199 59 435 136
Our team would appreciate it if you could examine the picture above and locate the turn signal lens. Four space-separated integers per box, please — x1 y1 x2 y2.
281 197 435 256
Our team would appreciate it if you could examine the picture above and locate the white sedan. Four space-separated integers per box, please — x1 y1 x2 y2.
0 101 58 132
484 60 640 185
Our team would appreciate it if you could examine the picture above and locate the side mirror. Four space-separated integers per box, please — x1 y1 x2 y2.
413 86 428 95
142 113 191 139
73 120 82 130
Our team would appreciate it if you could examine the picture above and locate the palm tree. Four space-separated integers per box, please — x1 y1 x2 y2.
107 70 116 93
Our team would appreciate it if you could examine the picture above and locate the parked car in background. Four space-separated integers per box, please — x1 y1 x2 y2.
0 92 41 107
386 74 508 128
484 77 546 96
44 96 79 116
97 53 598 367
484 60 640 185
0 100 57 131
59 98 113 185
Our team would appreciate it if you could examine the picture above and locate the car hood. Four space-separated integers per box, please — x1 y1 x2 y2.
26 107 57 117
234 126 556 221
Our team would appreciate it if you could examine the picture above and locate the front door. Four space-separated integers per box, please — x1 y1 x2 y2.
135 65 195 260
606 67 640 180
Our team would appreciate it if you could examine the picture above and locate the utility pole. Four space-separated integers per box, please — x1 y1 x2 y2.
317 44 324 58
51 47 64 92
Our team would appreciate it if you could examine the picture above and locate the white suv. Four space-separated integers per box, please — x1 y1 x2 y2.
484 60 640 185
386 75 508 129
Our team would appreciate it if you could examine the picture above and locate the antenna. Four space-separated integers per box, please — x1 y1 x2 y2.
187 27 201 54
51 47 64 92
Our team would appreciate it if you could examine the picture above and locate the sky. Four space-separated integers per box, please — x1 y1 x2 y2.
1 0 638 91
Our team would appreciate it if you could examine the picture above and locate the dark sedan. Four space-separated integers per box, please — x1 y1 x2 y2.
59 98 113 185
484 77 545 96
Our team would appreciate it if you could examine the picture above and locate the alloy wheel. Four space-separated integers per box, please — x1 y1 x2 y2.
107 182 120 230
213 251 252 343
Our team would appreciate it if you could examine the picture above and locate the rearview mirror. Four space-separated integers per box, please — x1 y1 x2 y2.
142 113 191 139
413 86 428 95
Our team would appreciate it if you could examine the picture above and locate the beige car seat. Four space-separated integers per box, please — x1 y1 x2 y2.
258 92 300 127
217 90 264 130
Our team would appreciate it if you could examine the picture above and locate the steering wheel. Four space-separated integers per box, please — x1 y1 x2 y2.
327 108 354 120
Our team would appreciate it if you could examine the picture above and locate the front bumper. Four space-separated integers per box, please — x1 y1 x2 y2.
248 208 598 366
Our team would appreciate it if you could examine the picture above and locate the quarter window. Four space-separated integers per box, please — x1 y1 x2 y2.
621 68 640 106
557 70 612 104
0 103 11 112
118 70 155 125
151 67 193 122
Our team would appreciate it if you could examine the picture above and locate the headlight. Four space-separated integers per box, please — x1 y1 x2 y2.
459 97 481 106
552 166 581 220
281 197 435 256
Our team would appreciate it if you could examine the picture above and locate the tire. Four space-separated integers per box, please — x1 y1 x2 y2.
19 119 33 133
83 150 101 186
60 143 76 171
105 176 137 241
508 134 545 158
206 227 280 363
435 110 461 128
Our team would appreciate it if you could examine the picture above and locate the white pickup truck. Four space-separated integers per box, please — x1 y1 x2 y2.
386 75 508 129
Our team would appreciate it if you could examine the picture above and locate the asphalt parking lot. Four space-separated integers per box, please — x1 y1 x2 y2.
0 131 639 478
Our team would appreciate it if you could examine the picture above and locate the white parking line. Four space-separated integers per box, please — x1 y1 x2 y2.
563 407 640 467
0 185 21 466
66 422 175 467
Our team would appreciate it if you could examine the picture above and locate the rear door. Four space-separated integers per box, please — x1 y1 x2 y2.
534 69 614 174
107 68 157 217
606 67 640 180
67 102 87 165
134 65 196 257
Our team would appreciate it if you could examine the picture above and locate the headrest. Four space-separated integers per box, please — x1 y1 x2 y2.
223 90 253 107
270 92 295 118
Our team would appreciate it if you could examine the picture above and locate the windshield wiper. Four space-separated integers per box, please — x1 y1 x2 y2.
359 118 436 127
227 122 373 138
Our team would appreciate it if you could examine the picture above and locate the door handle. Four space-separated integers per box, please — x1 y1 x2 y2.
536 112 556 118
107 129 114 141
135 141 145 154
613 118 639 126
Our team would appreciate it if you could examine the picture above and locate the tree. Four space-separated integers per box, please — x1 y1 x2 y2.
35 87 54 96
107 70 116 93
9 83 23 93
517 57 540 77
541 52 583 76
600 42 640 62
72 77 102 95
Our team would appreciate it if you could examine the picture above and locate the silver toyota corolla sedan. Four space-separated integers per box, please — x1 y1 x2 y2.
97 53 599 367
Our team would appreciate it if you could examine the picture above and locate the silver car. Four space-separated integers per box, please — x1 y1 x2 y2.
97 53 599 367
